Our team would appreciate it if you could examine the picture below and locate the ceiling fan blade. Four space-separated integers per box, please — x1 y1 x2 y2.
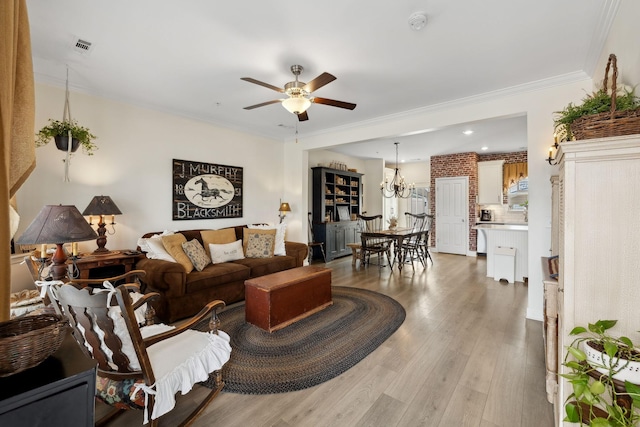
241 77 284 93
297 111 309 121
312 97 356 110
243 99 283 110
303 72 336 93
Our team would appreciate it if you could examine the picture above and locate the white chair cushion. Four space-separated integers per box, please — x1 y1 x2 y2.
146 330 232 420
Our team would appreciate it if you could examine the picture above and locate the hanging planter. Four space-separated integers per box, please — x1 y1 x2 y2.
53 135 80 153
36 119 97 156
34 67 98 182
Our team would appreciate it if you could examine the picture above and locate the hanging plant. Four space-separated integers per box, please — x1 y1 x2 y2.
35 119 98 156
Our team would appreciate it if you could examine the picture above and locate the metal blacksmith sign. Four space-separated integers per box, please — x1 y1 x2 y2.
172 159 243 220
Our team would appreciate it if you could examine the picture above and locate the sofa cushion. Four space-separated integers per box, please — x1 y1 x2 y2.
186 262 250 294
162 234 194 273
248 223 287 256
210 240 245 264
181 239 210 272
138 232 177 262
243 228 276 258
232 255 296 278
201 228 237 258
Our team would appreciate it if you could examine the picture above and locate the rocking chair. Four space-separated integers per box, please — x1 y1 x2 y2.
55 282 231 426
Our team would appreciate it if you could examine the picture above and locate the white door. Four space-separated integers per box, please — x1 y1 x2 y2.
436 177 468 255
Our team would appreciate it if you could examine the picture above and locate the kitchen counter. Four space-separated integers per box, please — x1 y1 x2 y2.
475 223 528 231
477 224 528 282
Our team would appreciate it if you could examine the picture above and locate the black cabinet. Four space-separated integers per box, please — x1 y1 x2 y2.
312 167 364 261
311 167 363 223
313 219 361 261
0 332 96 426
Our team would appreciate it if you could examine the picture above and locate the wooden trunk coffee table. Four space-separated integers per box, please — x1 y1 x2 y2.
245 266 332 332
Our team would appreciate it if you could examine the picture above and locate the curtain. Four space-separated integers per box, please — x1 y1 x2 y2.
0 0 35 321
503 162 527 190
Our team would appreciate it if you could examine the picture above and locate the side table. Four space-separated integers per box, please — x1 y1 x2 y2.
0 332 97 426
73 250 144 280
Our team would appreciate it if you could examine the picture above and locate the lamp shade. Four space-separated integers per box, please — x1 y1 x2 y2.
82 195 122 216
15 205 98 244
279 202 291 213
282 97 311 115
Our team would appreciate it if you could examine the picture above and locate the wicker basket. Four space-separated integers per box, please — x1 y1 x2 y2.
570 54 640 140
0 314 68 377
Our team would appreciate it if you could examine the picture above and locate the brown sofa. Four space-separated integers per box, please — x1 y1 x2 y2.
136 226 308 323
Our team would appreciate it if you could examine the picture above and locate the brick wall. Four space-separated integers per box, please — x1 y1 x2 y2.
429 152 478 251
478 151 528 164
430 151 527 252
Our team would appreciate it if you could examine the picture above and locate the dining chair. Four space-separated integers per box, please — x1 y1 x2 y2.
419 214 434 265
356 214 391 269
54 281 231 426
402 212 429 267
307 212 326 263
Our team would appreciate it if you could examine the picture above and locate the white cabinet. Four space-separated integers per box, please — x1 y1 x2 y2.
477 160 504 204
554 135 640 426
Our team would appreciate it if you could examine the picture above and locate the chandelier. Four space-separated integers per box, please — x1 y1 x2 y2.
380 142 414 199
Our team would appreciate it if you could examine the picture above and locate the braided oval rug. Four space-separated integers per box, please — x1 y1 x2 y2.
200 286 405 395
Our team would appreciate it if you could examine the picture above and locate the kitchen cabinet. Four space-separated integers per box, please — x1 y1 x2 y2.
478 160 504 205
311 167 363 261
476 224 528 282
553 135 640 426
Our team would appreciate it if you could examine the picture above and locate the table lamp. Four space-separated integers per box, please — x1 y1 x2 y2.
82 195 122 254
15 205 98 281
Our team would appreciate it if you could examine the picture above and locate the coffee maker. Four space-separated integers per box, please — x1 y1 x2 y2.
480 209 492 221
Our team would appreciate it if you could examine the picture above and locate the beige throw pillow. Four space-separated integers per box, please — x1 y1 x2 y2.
181 239 210 271
161 233 194 273
243 228 276 258
201 228 237 258
210 240 245 264
248 223 287 256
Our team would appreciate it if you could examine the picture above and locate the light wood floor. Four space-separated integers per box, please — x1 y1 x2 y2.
99 252 554 427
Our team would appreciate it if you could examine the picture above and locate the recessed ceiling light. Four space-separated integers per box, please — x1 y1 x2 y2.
481 146 488 151
463 130 474 135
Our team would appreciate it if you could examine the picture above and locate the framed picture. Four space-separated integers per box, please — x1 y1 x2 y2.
172 159 243 220
337 206 350 221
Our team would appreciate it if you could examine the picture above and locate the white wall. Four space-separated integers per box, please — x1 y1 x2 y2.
391 161 429 226
594 0 640 92
285 79 592 322
16 83 285 257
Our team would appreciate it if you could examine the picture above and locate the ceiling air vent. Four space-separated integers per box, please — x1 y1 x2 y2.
73 38 93 55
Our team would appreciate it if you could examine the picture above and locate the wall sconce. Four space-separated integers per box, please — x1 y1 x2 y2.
278 201 291 223
82 195 122 254
15 205 98 281
546 135 560 165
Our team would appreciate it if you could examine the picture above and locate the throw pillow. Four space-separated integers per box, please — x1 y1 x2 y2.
248 223 287 256
139 235 176 262
201 228 237 258
209 240 245 264
161 234 194 273
181 239 210 272
243 228 276 258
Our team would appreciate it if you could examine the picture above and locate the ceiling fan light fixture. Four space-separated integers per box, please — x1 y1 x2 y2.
282 96 311 115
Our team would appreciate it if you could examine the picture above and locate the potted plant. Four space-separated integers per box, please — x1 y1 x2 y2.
35 119 98 156
553 89 640 141
562 319 640 426
553 54 640 142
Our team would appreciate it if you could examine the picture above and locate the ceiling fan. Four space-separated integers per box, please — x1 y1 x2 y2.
241 65 356 121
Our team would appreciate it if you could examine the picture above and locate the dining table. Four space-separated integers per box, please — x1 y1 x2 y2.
360 227 423 271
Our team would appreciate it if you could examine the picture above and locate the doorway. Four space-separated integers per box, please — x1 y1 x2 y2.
435 176 468 255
